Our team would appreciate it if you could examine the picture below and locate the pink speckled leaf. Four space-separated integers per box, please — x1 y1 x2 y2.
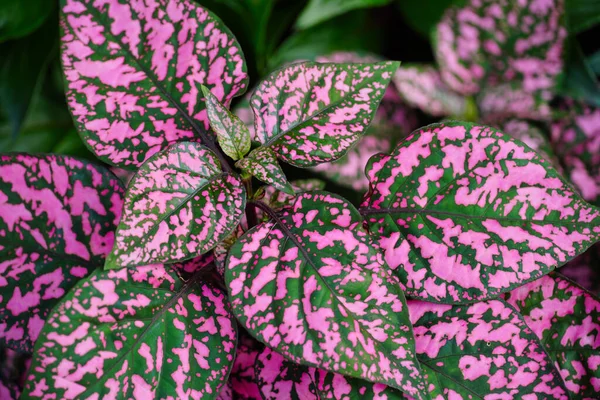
408 299 569 399
501 119 561 170
236 147 294 195
550 99 600 206
504 273 600 397
259 179 327 211
229 333 263 400
225 191 428 399
393 65 466 117
362 122 600 303
256 347 405 399
201 85 251 161
435 0 566 119
106 142 246 269
0 154 123 352
251 61 399 167
21 264 236 399
60 0 248 169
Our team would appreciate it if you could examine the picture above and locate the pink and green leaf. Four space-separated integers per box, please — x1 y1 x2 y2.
225 191 428 398
503 273 600 397
501 119 561 170
251 61 399 167
393 65 466 117
201 85 251 161
236 147 294 195
106 142 246 269
229 333 263 400
550 99 600 206
408 299 569 399
435 0 566 118
259 179 327 212
256 347 405 400
362 122 600 304
0 154 123 352
60 0 248 168
21 264 236 399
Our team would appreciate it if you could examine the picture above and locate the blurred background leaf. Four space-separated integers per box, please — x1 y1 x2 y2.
0 0 53 42
295 0 391 29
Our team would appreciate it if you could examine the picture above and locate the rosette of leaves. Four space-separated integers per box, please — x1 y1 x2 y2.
1 0 600 398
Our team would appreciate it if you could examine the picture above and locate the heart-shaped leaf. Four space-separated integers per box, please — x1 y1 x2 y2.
550 99 600 206
106 142 246 269
362 122 600 303
256 347 405 400
408 299 569 399
435 0 566 118
202 85 251 161
0 154 123 352
236 147 294 195
22 264 236 399
251 61 399 167
503 273 600 397
60 0 248 169
225 191 427 399
393 65 466 117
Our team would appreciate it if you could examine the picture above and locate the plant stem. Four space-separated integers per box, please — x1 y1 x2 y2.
244 177 259 229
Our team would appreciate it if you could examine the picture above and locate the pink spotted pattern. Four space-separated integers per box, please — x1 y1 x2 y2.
550 100 600 206
106 142 246 268
407 299 569 399
502 118 562 170
229 334 263 399
436 0 566 119
22 264 236 399
237 147 294 195
256 347 405 399
504 273 600 397
362 122 600 303
226 191 427 399
393 65 466 117
251 61 399 167
60 0 248 168
0 154 123 352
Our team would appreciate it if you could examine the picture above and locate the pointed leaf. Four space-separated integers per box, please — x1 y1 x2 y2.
225 191 428 399
503 273 600 397
393 65 466 117
0 154 123 352
201 85 251 161
256 347 405 400
362 122 600 303
435 0 566 118
21 264 236 399
60 0 249 168
236 147 294 195
408 299 569 399
106 142 246 269
251 61 399 167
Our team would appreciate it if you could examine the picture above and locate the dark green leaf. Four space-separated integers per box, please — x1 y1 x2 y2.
296 0 391 29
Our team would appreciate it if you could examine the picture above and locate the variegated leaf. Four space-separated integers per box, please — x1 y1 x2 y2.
21 264 236 399
362 122 600 303
393 65 466 117
225 191 428 398
408 299 569 399
504 273 600 397
550 99 600 206
60 0 248 168
106 142 246 269
256 347 318 399
260 179 327 211
251 61 399 167
0 154 123 352
201 85 251 161
256 347 404 400
435 0 566 119
236 147 294 195
229 333 263 400
501 119 561 170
